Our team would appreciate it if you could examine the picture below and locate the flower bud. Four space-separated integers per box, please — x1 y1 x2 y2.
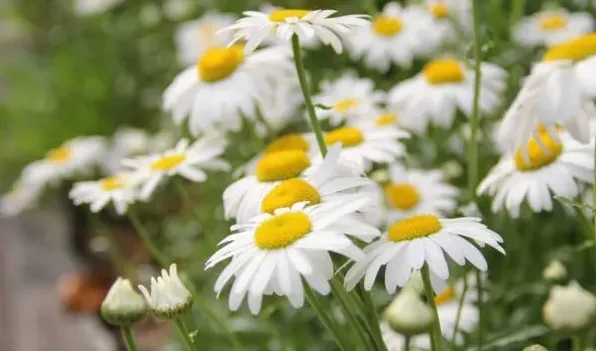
543 260 567 283
138 264 193 319
522 345 548 351
101 278 147 327
543 281 596 334
383 288 434 336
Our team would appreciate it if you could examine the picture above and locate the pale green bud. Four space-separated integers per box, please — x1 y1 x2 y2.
383 288 434 336
543 281 596 334
101 278 147 327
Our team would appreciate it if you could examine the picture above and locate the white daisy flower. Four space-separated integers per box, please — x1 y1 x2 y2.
69 172 142 215
383 164 459 224
175 12 237 66
345 2 441 72
223 9 370 54
420 0 472 44
313 73 385 126
253 3 321 49
103 127 151 173
253 74 303 134
163 45 294 135
206 201 368 314
514 10 594 48
138 264 193 318
43 136 107 178
478 128 594 217
124 138 230 200
498 34 596 153
345 214 504 294
389 58 506 133
73 0 122 15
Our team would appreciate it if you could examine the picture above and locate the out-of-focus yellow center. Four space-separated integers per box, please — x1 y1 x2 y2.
372 15 403 36
333 98 360 113
261 178 321 214
46 145 72 164
268 9 310 22
434 287 455 305
388 214 442 242
513 130 563 171
543 33 596 61
324 127 364 147
101 176 125 191
256 150 311 182
429 2 449 18
151 154 187 171
198 45 245 82
540 14 567 31
423 59 464 85
264 134 310 154
375 113 398 127
384 183 420 210
254 212 312 249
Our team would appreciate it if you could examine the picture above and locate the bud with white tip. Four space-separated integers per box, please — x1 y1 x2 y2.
543 260 567 283
383 287 434 336
101 278 147 327
543 281 596 334
138 263 193 318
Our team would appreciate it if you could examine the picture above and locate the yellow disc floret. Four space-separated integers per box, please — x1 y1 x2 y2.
46 145 72 164
429 3 449 18
384 183 420 211
376 113 398 127
388 214 442 242
333 98 360 113
325 127 364 147
423 59 465 85
269 9 310 22
514 130 563 171
543 33 596 62
372 15 403 37
151 154 187 171
198 45 245 82
101 176 125 191
261 179 321 214
264 134 310 154
254 212 312 249
434 287 455 305
540 14 567 31
256 150 311 182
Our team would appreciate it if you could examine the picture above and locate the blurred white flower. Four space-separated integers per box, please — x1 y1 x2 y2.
73 0 122 15
543 281 596 333
421 0 472 43
0 182 43 217
254 3 321 49
101 278 147 326
514 10 594 47
543 260 568 282
104 127 150 173
163 0 193 20
69 172 141 215
139 264 193 318
383 287 434 336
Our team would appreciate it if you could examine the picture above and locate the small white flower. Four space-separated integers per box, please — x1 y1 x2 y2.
543 260 568 282
43 136 107 178
138 264 193 318
345 214 504 294
104 127 151 173
543 281 596 333
313 73 385 126
206 201 368 314
69 172 141 215
101 278 147 326
478 128 593 218
124 138 230 200
223 9 370 54
73 0 122 15
420 0 472 44
389 58 506 133
514 10 594 47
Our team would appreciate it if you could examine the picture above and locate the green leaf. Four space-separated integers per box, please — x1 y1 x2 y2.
554 196 596 212
481 325 550 350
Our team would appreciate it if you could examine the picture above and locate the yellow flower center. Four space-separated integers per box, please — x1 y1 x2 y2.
423 59 465 85
372 15 403 37
198 45 245 82
264 134 310 154
387 214 442 242
324 127 364 147
429 3 449 18
261 178 321 214
333 98 360 113
384 183 420 211
100 176 125 191
543 33 596 62
254 212 312 249
268 9 310 22
540 14 567 31
151 154 187 171
514 130 563 171
375 113 398 127
46 145 72 164
256 150 311 182
434 287 455 305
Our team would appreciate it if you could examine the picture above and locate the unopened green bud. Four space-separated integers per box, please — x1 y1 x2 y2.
383 288 434 336
101 278 147 327
543 260 567 283
543 281 596 334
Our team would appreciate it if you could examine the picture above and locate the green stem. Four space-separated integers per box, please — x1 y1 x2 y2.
290 34 328 156
364 0 377 16
404 336 411 351
304 285 351 351
356 285 388 351
450 275 469 349
330 280 375 350
593 126 596 255
475 271 484 350
121 327 139 351
128 209 169 267
422 265 444 351
92 216 135 280
572 335 584 351
174 317 199 351
509 0 525 32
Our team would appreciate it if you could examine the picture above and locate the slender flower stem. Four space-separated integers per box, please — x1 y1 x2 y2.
450 275 469 348
290 34 328 156
404 336 411 351
330 280 375 350
364 0 377 16
121 327 140 351
128 209 169 267
174 317 199 351
304 285 351 351
422 265 444 351
509 0 526 33
593 129 596 254
356 285 388 351
572 335 584 351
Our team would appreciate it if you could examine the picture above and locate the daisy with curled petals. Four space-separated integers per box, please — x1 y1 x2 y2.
253 3 320 49
174 12 237 66
313 73 385 126
514 9 593 48
222 9 370 54
206 201 368 315
389 58 506 133
478 127 594 218
124 138 229 200
383 164 459 224
345 2 441 72
498 34 596 153
69 172 142 215
345 214 504 294
163 45 293 135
